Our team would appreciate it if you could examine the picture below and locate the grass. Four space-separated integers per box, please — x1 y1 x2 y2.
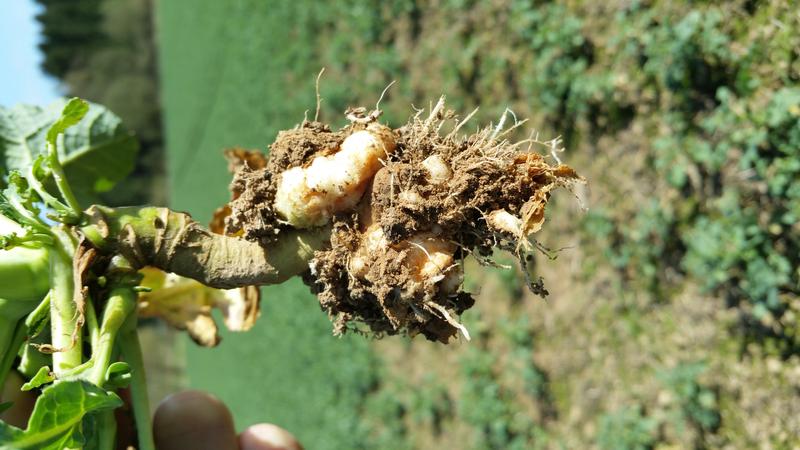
156 2 378 448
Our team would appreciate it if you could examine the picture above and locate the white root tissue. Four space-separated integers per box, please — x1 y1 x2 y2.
274 123 396 228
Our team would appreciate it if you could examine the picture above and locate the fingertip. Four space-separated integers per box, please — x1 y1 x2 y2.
239 423 304 450
153 390 238 450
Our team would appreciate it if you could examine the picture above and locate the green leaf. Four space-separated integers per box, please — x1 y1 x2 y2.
45 98 89 147
0 98 138 194
0 402 12 415
23 294 50 339
20 366 54 391
0 380 122 449
80 413 101 450
0 421 24 445
1 172 44 231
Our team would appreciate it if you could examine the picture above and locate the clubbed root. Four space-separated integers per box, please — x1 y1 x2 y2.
218 98 582 343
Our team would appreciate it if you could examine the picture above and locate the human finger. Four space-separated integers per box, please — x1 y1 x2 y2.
239 423 304 450
152 390 238 450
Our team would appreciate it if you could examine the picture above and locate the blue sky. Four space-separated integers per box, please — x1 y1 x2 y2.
0 0 62 106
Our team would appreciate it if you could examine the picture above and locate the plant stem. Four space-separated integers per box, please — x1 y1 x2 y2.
93 344 119 450
47 142 82 217
49 231 81 376
26 165 77 223
87 289 136 386
95 409 117 450
119 314 155 450
85 294 100 350
81 206 330 289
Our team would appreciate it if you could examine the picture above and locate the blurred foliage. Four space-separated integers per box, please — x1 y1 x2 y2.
566 2 800 352
362 386 413 450
35 0 165 206
597 405 658 450
596 362 720 450
458 346 547 450
656 362 720 438
34 0 104 79
361 311 556 450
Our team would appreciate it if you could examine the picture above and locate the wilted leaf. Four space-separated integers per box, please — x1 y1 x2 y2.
224 147 268 175
219 285 260 331
520 186 552 235
0 98 138 194
209 204 232 235
137 265 167 291
137 268 261 347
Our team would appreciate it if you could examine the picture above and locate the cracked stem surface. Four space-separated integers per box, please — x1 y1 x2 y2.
82 206 331 289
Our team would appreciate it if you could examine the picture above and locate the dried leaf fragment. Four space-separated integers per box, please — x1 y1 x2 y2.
137 267 261 347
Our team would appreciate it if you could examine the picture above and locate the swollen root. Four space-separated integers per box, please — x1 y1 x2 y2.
348 224 459 289
215 99 582 343
307 219 473 343
334 222 468 340
274 124 396 228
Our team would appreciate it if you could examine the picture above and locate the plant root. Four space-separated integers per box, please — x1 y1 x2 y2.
215 98 582 343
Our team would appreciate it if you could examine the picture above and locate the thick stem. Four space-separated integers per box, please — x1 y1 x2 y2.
119 316 155 450
0 247 50 302
50 231 81 375
82 206 330 289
